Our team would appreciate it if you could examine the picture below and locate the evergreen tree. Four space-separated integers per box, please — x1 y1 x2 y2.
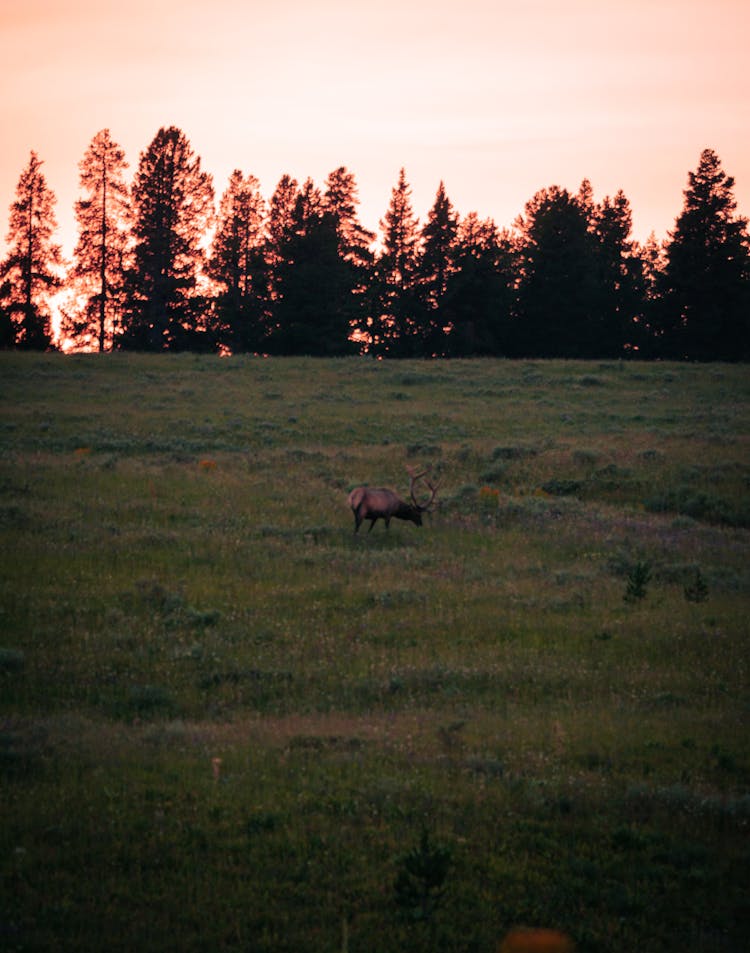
62 129 130 351
373 168 421 356
590 189 643 356
265 174 299 310
417 181 459 354
268 179 357 355
514 184 600 357
442 214 517 356
121 126 214 351
323 166 375 268
209 170 267 352
658 148 750 360
0 151 62 349
267 174 300 255
323 166 375 343
635 232 666 355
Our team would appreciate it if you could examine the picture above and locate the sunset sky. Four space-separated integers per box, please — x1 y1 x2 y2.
2 0 749 260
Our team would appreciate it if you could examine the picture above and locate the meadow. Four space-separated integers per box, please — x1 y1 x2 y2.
1 353 749 952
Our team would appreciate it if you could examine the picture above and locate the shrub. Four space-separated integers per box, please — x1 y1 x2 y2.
492 445 537 461
645 486 750 528
541 478 582 497
394 829 453 922
121 684 176 719
624 561 652 602
0 648 25 673
684 569 709 603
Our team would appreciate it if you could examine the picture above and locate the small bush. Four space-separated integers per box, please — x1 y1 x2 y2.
0 732 42 779
0 648 25 673
394 829 453 922
624 561 652 602
645 486 749 528
492 445 537 461
121 684 176 719
480 464 507 484
541 478 582 497
684 569 709 603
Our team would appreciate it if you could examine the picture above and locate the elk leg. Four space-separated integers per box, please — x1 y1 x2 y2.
353 504 364 533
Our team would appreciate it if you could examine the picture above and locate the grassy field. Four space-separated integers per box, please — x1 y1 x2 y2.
1 353 749 952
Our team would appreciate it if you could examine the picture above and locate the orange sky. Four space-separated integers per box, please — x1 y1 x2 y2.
2 0 749 260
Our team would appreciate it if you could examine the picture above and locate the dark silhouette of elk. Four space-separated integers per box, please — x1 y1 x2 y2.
348 469 440 533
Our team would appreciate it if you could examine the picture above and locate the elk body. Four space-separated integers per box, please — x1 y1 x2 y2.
348 471 439 533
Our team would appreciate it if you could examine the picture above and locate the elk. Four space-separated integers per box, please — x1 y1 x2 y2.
348 469 440 533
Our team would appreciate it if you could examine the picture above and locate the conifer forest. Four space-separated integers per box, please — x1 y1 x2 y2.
1 127 748 360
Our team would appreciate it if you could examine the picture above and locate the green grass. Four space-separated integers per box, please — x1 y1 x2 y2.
1 354 749 952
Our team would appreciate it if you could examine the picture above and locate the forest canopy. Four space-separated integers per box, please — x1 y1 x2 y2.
1 130 748 360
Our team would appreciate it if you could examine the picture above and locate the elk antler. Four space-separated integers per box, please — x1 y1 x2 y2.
407 466 427 506
408 467 440 511
419 476 441 511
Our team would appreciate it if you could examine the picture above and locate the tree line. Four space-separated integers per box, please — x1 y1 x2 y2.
1 126 748 360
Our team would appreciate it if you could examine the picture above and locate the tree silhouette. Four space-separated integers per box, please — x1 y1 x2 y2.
121 126 214 351
443 214 517 356
62 129 130 351
3 129 747 360
323 166 375 269
268 179 358 355
265 173 300 311
323 167 375 343
417 181 459 354
590 189 643 356
658 149 750 360
0 151 62 349
209 170 267 352
635 231 666 355
515 184 601 357
373 168 421 356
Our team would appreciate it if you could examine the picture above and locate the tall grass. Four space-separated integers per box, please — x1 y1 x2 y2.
1 354 749 952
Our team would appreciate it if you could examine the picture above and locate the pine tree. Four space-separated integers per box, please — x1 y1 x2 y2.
373 168 421 356
265 174 299 311
267 175 300 256
443 214 517 356
659 148 750 360
0 151 62 349
323 166 375 343
635 232 666 355
209 170 267 352
323 166 375 268
515 184 599 357
268 179 357 355
62 130 130 351
590 190 643 356
417 181 458 354
121 126 214 350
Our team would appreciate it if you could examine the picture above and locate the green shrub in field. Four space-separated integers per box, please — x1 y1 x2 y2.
394 829 453 922
624 560 652 602
540 478 582 497
117 684 176 719
684 568 710 603
0 648 25 673
645 484 750 528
